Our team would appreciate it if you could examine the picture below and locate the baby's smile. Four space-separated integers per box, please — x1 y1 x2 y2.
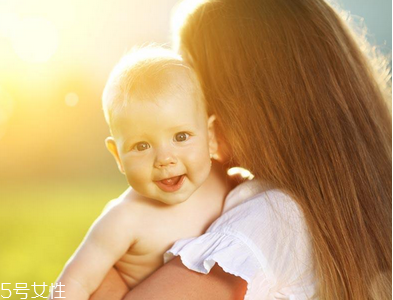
154 174 186 193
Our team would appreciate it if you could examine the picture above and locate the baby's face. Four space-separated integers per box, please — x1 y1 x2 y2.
109 82 215 205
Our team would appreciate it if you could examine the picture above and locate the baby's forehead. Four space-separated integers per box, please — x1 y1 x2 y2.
125 65 205 110
110 69 206 129
110 79 207 137
127 64 197 94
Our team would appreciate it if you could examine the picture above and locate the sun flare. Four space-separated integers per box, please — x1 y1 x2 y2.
11 17 59 63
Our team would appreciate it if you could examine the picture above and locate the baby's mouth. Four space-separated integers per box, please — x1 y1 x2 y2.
155 175 186 192
160 175 182 185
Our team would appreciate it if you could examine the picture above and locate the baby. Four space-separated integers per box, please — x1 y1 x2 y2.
51 47 231 299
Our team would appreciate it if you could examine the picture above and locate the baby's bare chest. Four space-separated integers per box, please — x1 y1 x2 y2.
115 217 206 288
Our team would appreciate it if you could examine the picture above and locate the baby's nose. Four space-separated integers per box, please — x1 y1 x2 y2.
154 150 178 168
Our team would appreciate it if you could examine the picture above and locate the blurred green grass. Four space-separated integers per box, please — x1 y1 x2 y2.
0 180 127 299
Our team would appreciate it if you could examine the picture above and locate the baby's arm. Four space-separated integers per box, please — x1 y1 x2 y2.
51 201 136 300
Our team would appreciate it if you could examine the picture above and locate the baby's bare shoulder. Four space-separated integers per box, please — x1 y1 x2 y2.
101 188 165 231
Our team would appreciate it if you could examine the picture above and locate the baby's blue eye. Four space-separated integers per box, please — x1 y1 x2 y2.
174 132 190 142
133 142 150 151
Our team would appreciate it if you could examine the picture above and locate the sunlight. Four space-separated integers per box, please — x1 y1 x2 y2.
170 0 207 51
0 86 14 139
227 167 255 180
11 17 59 63
0 12 19 38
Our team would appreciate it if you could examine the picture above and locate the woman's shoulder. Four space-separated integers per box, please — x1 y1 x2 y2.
166 181 317 299
222 179 269 212
214 180 305 234
223 180 300 211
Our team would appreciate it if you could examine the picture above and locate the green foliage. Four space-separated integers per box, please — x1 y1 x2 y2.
0 181 126 299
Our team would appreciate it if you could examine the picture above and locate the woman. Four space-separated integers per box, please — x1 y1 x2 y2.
93 0 392 298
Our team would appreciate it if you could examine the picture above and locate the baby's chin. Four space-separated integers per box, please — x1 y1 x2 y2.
153 190 195 206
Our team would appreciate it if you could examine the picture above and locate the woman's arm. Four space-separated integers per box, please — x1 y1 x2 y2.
89 257 247 300
90 267 130 300
123 257 247 300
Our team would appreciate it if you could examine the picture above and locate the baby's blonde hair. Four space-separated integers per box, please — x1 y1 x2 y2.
102 45 203 129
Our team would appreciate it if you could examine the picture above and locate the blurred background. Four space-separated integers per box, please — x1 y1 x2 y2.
0 0 391 298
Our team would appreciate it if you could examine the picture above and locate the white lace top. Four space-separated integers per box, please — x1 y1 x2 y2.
165 180 317 299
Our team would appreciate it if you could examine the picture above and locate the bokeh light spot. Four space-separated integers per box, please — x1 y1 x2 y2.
65 92 79 107
11 17 59 63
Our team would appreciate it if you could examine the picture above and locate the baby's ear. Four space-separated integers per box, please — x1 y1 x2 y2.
207 115 218 157
105 137 125 174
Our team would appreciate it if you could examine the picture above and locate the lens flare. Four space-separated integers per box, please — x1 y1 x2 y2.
11 17 59 63
0 12 19 38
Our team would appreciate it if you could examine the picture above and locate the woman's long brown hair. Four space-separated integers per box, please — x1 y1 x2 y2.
175 0 392 298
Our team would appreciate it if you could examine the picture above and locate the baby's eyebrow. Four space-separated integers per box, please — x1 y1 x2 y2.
167 124 192 130
121 134 146 150
121 139 134 152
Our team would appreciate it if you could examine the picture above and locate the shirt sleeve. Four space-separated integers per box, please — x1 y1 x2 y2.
164 189 316 300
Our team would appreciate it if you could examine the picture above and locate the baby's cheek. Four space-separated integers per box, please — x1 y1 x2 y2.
187 146 210 163
185 147 211 179
124 162 149 184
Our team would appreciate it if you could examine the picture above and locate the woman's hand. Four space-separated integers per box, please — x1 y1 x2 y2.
123 256 247 300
